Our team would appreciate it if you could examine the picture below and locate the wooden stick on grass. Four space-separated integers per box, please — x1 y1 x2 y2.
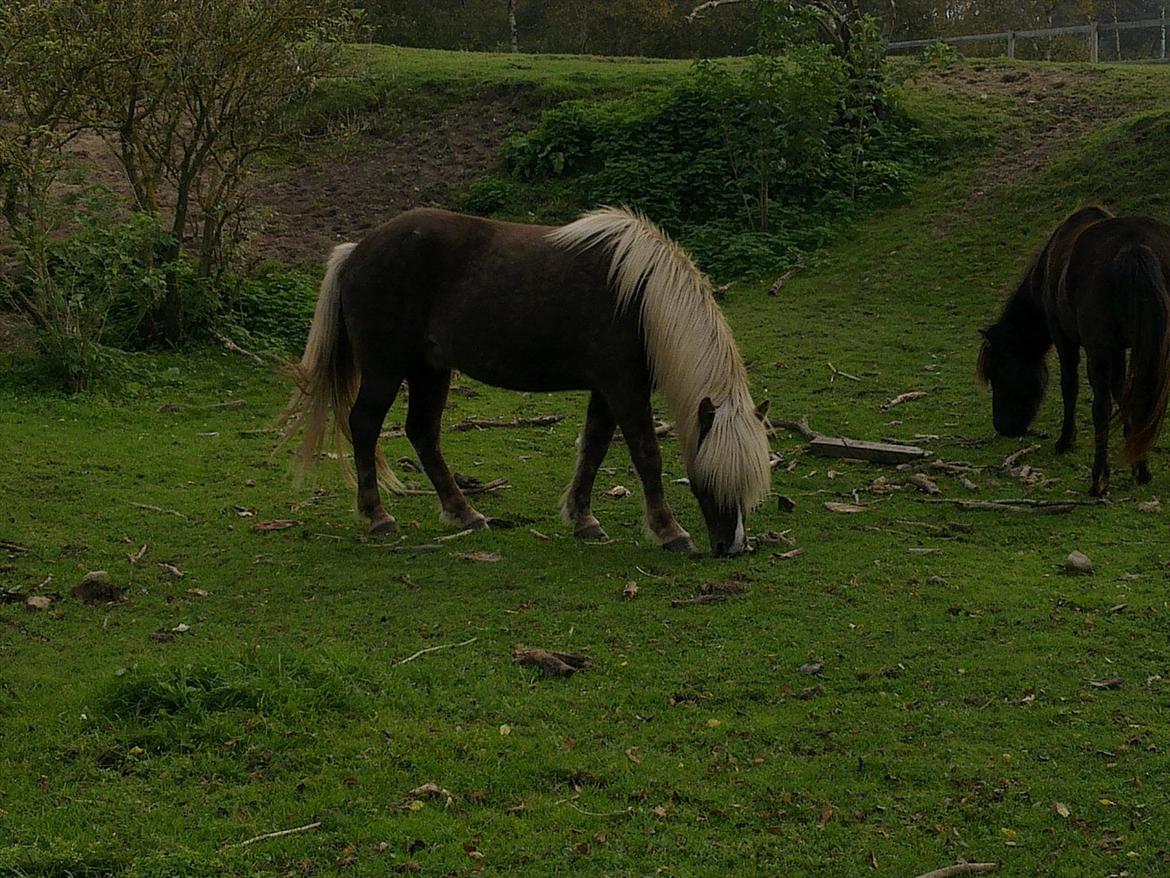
395 637 478 666
232 821 322 847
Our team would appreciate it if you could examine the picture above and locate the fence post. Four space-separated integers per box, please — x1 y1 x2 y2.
1007 30 1016 59
1090 21 1100 62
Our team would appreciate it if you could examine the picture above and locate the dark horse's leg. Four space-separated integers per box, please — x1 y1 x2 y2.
1087 353 1114 496
406 366 487 530
1054 337 1080 454
1111 349 1152 485
607 390 696 554
350 378 403 534
563 391 616 541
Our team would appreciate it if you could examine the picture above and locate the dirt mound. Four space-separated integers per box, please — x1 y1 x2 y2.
254 94 538 267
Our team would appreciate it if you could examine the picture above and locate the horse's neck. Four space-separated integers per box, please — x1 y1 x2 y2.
999 273 1051 358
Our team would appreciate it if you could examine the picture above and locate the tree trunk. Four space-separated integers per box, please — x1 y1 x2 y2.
507 0 518 52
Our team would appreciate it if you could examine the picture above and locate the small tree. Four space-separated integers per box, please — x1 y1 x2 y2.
85 0 348 342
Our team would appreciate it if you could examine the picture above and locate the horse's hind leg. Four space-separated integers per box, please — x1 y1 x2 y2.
608 391 696 554
1087 354 1114 496
406 366 487 530
350 376 403 534
562 392 616 541
1111 349 1152 485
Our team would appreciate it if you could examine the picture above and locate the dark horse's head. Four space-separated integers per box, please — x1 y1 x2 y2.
977 324 1048 437
690 397 770 557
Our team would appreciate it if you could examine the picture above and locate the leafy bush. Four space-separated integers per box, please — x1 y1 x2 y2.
224 264 318 353
498 9 924 279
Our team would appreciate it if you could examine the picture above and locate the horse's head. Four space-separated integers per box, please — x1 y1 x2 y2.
689 396 770 557
977 326 1047 437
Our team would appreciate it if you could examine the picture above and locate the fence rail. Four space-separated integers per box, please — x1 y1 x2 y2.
888 14 1169 63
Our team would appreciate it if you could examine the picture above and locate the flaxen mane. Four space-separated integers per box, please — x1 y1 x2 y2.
548 207 771 511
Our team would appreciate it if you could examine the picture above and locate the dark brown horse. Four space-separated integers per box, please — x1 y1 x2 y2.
979 206 1170 495
280 207 772 556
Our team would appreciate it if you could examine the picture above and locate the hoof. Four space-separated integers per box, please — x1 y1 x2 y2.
1134 465 1152 486
464 515 490 531
1090 481 1109 498
662 536 700 555
369 516 398 536
1054 439 1074 455
575 524 609 542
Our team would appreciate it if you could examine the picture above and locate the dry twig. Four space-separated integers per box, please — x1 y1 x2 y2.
395 637 478 666
911 864 998 878
231 821 322 848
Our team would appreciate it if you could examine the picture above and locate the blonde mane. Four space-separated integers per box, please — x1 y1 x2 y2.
548 207 771 512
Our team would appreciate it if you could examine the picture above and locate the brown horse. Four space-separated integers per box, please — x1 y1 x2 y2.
280 207 772 556
978 206 1170 495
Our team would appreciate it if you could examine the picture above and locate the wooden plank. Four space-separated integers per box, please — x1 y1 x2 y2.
808 436 927 465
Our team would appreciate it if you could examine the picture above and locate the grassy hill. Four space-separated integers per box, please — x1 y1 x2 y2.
3 50 1170 877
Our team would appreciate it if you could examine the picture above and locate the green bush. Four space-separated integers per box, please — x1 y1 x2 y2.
499 35 924 279
224 264 318 354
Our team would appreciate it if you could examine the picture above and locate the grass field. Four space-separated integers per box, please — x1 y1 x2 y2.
3 50 1170 877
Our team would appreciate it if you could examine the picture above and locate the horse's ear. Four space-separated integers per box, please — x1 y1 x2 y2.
697 397 717 445
754 399 770 421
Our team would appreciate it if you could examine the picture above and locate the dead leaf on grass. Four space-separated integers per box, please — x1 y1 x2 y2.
253 519 301 532
824 502 867 513
460 551 501 563
25 595 52 610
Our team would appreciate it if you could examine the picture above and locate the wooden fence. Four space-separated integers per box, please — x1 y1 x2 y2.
888 14 1169 63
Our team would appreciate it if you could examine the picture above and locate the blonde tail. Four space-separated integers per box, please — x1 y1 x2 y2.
277 243 404 493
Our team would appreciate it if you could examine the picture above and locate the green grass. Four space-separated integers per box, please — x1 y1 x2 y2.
301 45 698 133
4 56 1170 877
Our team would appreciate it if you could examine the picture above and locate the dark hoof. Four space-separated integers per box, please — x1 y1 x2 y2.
369 517 398 536
1054 439 1074 455
662 536 700 555
1090 481 1109 498
1134 465 1152 486
575 524 609 542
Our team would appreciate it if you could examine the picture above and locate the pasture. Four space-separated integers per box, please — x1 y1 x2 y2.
3 48 1170 877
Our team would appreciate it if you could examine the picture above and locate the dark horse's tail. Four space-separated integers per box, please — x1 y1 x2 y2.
1116 243 1170 465
278 242 401 491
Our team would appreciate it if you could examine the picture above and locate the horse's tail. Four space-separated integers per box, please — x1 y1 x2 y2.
1116 243 1170 465
277 244 402 492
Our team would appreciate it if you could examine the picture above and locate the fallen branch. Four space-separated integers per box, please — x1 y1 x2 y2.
911 864 998 878
396 637 478 666
771 416 819 441
881 390 928 411
232 821 322 848
128 502 188 519
1002 444 1041 469
828 362 861 382
671 594 727 607
210 329 264 366
158 399 247 414
513 646 591 676
451 415 564 432
922 498 1100 514
771 416 928 464
768 264 802 296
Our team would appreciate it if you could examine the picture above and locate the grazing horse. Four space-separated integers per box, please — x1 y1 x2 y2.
281 207 772 556
978 206 1170 495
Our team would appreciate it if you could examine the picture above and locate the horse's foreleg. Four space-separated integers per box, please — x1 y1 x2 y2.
349 379 402 534
562 392 616 541
1054 339 1080 454
406 367 487 530
610 396 696 554
1087 355 1114 496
